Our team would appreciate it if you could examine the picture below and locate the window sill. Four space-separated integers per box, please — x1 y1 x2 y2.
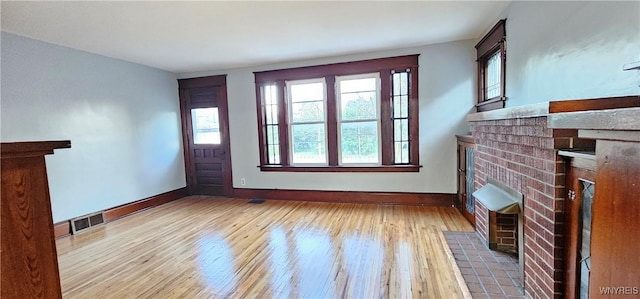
476 96 506 112
259 164 422 172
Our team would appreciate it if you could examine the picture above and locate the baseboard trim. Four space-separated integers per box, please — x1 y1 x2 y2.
103 187 189 222
54 187 188 239
233 188 455 206
54 221 71 239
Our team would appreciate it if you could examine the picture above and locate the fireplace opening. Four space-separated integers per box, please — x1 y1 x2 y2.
493 212 519 255
473 177 525 285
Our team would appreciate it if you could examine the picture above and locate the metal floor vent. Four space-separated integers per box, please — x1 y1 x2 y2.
70 212 105 234
248 199 266 204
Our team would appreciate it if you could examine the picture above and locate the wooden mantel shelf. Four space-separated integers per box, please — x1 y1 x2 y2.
2 140 71 157
548 107 640 142
547 107 640 131
467 95 639 122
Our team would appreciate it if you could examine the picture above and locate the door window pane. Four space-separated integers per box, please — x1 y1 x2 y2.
579 180 595 298
191 108 220 144
465 148 475 214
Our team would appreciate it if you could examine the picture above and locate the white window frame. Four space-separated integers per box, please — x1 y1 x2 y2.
286 78 328 166
335 73 382 166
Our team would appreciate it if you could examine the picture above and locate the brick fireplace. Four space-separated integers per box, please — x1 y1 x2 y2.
466 101 603 298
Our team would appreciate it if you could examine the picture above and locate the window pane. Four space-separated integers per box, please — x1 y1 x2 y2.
291 124 326 164
262 83 280 164
394 119 409 141
267 125 279 145
392 71 410 164
340 77 376 93
292 101 324 122
265 84 278 105
266 105 277 124
268 144 280 164
393 72 408 96
290 82 324 103
340 121 379 164
394 141 409 164
266 124 279 164
485 51 501 99
340 92 377 120
393 118 409 164
191 107 220 144
393 95 408 118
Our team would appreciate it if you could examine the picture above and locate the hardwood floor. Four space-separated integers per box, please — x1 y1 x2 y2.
56 196 474 298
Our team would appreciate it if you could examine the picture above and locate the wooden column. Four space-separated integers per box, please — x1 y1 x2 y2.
1 140 71 299
590 139 640 296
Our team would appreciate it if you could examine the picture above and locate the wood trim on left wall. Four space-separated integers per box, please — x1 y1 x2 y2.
54 187 188 239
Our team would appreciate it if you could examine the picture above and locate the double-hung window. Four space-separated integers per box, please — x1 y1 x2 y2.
255 55 419 172
336 73 381 165
287 79 328 165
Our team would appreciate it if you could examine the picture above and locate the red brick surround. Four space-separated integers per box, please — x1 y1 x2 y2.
469 116 593 298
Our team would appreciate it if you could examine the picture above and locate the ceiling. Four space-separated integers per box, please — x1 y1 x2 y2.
1 1 510 74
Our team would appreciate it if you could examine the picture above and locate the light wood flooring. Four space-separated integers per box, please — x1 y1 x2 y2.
56 196 474 298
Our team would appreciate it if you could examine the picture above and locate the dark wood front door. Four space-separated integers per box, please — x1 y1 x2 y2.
179 75 232 196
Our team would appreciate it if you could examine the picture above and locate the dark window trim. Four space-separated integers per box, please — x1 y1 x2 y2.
475 19 506 112
259 164 422 173
255 55 418 83
254 55 420 172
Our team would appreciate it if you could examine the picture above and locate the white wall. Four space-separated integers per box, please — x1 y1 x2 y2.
1 32 186 222
500 1 640 106
180 40 476 193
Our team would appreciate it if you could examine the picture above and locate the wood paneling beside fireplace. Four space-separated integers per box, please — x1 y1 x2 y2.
549 107 640 299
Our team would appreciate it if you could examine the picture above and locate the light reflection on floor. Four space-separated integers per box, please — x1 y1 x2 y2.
197 234 237 296
268 227 293 298
294 228 337 298
196 223 402 298
342 234 384 297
